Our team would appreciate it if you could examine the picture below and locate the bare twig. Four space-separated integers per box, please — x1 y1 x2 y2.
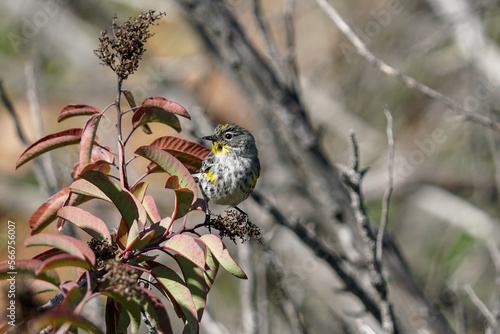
340 132 398 334
25 62 59 196
238 242 258 334
251 191 383 324
314 0 500 131
283 0 300 94
463 284 496 328
377 106 395 263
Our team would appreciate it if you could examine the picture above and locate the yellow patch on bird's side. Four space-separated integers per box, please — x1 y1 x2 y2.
204 170 218 183
252 173 259 187
212 142 229 155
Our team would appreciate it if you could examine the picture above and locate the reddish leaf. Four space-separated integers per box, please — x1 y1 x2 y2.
0 259 60 286
30 279 60 294
70 178 111 201
25 234 96 266
164 235 205 269
165 175 179 189
148 136 210 173
136 287 174 334
32 309 104 334
58 104 102 122
135 146 198 201
57 206 112 241
79 170 148 229
29 187 70 233
143 195 161 223
71 161 111 181
141 97 191 119
36 253 91 274
123 90 152 134
32 247 66 261
199 235 246 279
131 97 190 133
151 266 199 334
79 115 102 171
16 128 85 169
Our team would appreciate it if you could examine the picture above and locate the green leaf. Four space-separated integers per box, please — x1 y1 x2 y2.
70 178 111 201
131 97 190 133
151 266 199 334
131 182 149 202
16 128 85 169
164 235 205 269
102 291 142 333
173 188 194 220
36 253 91 274
25 234 96 266
136 287 174 334
58 104 102 122
135 146 198 201
123 90 153 134
30 279 61 294
57 206 112 241
0 259 60 286
199 235 246 279
203 247 219 291
79 170 148 229
79 114 101 171
175 255 207 320
32 309 104 334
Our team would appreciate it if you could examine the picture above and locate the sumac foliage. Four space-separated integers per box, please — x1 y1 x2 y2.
1 11 247 334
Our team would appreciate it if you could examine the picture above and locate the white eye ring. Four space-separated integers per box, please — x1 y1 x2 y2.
224 133 233 140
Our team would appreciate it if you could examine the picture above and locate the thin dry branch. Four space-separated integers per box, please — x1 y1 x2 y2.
314 0 500 131
463 284 496 329
340 132 398 334
377 106 395 263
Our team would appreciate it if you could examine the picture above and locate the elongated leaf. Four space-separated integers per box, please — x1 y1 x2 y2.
135 146 198 201
175 255 207 320
30 279 61 294
56 206 112 241
36 253 91 274
143 195 161 224
79 170 147 229
30 187 70 234
70 178 111 201
0 259 60 286
123 90 152 134
151 266 199 334
102 291 142 333
203 247 219 291
199 235 246 279
32 309 104 334
16 128 85 169
148 136 210 173
25 234 96 266
164 235 205 269
58 104 102 122
136 287 174 334
79 115 102 171
142 97 191 119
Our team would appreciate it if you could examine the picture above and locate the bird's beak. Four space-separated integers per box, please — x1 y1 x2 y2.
202 135 213 141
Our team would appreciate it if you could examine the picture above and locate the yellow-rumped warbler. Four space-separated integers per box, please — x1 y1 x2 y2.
196 123 260 214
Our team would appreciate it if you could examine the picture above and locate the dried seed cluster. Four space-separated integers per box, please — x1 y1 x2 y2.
207 209 261 243
88 237 118 268
94 10 165 80
103 260 139 300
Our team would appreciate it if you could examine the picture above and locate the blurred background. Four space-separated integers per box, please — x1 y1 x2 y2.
2 0 500 333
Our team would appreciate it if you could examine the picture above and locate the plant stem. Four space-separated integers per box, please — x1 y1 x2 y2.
116 78 129 189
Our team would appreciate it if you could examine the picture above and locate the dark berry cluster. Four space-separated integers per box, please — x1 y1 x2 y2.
207 209 261 243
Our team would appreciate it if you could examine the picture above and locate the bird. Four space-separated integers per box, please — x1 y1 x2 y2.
196 123 260 218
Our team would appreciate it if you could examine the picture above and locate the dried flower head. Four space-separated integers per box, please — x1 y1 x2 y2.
88 237 118 268
207 209 261 243
94 10 165 80
103 260 139 300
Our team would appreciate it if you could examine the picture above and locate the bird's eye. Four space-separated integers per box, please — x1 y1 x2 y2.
224 133 233 140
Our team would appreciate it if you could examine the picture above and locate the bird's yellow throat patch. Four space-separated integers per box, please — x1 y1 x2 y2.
204 170 218 183
212 142 229 155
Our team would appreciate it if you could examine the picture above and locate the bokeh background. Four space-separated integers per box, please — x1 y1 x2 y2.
2 0 500 333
